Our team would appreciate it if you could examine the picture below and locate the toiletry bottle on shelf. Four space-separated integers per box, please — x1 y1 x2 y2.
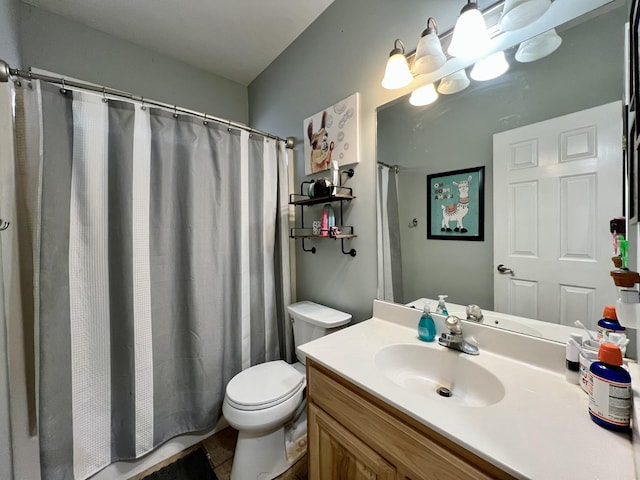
418 304 436 342
331 160 339 195
323 204 335 235
436 295 448 315
565 333 582 384
321 206 329 237
588 343 632 431
596 306 626 341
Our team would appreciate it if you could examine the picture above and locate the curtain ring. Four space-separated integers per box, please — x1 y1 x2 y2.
59 78 67 95
173 105 179 119
140 97 146 111
102 87 108 103
203 113 208 126
227 120 232 133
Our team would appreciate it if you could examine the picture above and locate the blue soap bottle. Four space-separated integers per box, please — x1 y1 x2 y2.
418 304 436 342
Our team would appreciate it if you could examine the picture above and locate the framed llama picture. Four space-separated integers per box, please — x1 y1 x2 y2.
426 166 485 241
303 93 360 175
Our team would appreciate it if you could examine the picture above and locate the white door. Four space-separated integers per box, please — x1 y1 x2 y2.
493 101 622 329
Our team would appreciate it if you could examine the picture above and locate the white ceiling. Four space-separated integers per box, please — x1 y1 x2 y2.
21 0 335 86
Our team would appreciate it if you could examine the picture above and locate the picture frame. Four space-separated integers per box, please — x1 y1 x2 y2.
303 93 360 175
426 166 485 241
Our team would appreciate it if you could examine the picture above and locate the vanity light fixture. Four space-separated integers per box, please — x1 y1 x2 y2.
413 18 447 75
499 0 551 32
437 69 470 94
409 82 439 106
515 28 562 62
381 39 413 90
470 50 509 81
448 1 490 59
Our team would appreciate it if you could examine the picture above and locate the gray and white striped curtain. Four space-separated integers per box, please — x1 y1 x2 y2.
376 165 403 303
8 79 291 480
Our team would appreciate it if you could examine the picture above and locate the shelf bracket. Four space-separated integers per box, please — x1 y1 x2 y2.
340 168 355 185
302 238 316 254
341 239 356 257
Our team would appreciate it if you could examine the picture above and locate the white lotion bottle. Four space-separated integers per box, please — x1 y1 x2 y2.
331 161 339 195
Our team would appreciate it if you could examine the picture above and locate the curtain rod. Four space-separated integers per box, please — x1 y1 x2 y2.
0 59 295 149
377 161 400 172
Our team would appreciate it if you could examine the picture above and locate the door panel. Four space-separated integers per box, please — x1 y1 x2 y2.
494 101 622 328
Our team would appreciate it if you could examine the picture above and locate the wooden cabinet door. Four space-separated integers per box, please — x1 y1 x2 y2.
308 403 396 480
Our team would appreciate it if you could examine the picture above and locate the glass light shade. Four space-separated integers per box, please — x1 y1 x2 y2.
448 3 490 59
437 69 470 95
470 51 509 81
409 83 439 106
413 31 447 75
382 52 413 89
515 29 562 63
499 0 551 32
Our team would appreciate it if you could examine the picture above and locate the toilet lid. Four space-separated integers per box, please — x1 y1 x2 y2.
226 360 305 411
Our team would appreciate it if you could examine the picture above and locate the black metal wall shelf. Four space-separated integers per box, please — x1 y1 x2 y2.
289 170 357 256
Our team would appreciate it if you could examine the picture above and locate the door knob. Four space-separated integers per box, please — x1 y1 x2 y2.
497 264 514 275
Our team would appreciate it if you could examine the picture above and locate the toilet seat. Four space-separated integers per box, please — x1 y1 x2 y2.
225 360 305 411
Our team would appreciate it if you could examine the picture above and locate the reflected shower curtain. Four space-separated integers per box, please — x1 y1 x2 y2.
376 165 403 303
10 80 291 480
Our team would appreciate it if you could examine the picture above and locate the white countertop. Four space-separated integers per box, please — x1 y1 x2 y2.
299 300 638 480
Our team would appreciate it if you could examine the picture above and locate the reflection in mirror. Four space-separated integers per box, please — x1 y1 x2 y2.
376 2 629 345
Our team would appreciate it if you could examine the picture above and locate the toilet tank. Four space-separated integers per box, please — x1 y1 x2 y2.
287 301 351 364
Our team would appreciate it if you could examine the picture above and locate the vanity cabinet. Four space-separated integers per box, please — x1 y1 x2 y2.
307 360 515 480
309 404 396 479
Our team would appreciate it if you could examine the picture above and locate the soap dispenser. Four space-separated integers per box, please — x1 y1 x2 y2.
418 304 436 342
436 295 449 315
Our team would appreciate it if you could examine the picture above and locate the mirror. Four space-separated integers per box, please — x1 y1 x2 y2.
376 1 628 340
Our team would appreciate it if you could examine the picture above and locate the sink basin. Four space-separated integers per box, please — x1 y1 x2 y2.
374 344 505 407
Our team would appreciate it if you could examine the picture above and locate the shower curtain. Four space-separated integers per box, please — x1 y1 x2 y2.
376 165 403 303
6 79 292 480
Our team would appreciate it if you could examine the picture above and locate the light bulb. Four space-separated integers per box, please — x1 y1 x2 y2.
448 2 490 59
437 69 470 94
382 40 413 89
413 18 447 75
409 83 439 106
470 51 509 81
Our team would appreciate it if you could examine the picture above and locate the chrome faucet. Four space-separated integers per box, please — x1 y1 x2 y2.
438 315 479 355
466 304 483 322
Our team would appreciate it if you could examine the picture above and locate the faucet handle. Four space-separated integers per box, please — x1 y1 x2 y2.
466 304 483 322
444 315 463 335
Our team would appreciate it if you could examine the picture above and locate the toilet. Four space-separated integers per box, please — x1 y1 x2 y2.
222 301 351 480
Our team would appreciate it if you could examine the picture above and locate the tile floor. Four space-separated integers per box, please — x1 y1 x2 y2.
134 426 308 480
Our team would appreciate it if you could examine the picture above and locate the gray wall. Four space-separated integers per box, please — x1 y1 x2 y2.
0 0 21 66
19 4 249 124
249 0 627 321
378 6 625 308
249 0 466 322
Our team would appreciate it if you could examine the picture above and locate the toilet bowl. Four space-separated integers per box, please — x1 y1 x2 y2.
223 301 351 480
